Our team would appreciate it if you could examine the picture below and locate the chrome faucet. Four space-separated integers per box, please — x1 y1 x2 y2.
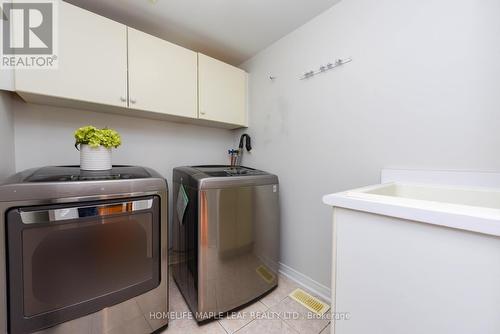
236 134 252 167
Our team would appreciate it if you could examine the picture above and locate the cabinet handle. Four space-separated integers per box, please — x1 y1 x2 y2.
200 111 206 115
130 98 137 104
120 97 127 102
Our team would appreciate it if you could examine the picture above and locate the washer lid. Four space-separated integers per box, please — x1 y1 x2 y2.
23 166 154 182
193 165 267 177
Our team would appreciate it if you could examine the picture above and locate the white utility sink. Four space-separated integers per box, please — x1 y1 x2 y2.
323 169 500 334
323 181 500 237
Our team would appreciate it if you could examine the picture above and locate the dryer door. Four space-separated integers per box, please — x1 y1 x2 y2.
6 196 161 334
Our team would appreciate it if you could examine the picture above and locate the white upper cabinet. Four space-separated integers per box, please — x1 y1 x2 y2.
127 28 197 118
15 1 128 108
198 53 247 127
14 2 248 128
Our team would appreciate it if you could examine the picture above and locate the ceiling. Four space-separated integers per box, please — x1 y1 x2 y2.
66 0 341 65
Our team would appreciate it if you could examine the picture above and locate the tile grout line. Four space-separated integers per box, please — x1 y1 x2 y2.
261 292 290 309
231 300 270 334
273 296 330 334
231 317 256 334
263 284 301 329
318 321 331 334
217 319 230 334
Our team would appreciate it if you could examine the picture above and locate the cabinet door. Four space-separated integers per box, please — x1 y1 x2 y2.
128 28 197 118
15 1 128 108
198 53 247 126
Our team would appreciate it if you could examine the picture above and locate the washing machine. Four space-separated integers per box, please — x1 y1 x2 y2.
172 165 280 321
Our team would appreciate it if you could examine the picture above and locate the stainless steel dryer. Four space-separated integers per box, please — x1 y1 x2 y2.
172 165 280 321
0 166 168 334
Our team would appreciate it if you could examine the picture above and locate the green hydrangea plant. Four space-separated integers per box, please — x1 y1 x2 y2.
74 126 122 150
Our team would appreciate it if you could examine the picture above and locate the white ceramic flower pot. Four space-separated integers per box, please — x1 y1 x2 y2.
80 144 112 171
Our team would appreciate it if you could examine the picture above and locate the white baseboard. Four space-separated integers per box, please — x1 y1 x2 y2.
279 262 331 304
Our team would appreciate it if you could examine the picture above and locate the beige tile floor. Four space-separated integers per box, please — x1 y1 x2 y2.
162 270 331 334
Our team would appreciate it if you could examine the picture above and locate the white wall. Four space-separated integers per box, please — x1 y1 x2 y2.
13 98 233 173
0 70 14 91
241 0 500 292
0 92 15 181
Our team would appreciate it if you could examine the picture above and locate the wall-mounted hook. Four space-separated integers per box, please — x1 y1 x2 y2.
299 57 352 80
302 71 315 79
